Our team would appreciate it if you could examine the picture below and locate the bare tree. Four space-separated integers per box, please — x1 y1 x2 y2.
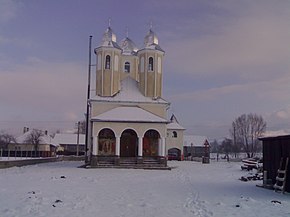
230 113 266 158
24 129 43 157
0 131 16 150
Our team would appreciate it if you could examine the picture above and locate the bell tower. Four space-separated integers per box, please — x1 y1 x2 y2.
94 25 122 97
138 28 165 98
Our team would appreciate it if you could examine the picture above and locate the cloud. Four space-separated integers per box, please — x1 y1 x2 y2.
168 72 290 104
162 1 290 81
0 58 87 123
0 0 22 23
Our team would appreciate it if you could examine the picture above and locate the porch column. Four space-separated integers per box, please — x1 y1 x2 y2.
92 136 98 155
138 136 143 157
115 136 120 156
158 138 162 156
161 137 166 157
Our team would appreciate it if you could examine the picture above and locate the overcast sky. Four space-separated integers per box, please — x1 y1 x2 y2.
0 0 289 139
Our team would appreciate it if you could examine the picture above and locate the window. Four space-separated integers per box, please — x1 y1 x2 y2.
105 55 111 69
148 57 153 71
172 131 177 138
124 62 130 73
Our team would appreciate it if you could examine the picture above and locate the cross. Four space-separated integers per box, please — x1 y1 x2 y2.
126 26 129 37
108 17 111 27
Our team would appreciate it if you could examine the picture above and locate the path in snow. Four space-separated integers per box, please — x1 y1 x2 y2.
0 161 289 217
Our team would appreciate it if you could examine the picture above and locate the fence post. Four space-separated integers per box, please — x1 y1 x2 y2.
8 149 10 160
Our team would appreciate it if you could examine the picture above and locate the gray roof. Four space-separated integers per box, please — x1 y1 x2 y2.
54 134 85 146
183 135 209 147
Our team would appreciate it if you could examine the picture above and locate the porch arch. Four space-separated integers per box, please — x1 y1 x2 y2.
143 129 160 157
98 128 116 155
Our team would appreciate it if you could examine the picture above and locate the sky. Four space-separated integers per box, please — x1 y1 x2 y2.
0 0 289 139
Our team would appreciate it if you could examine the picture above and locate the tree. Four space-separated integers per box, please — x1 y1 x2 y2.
24 129 43 157
220 138 233 154
0 131 16 150
210 139 219 153
230 113 266 158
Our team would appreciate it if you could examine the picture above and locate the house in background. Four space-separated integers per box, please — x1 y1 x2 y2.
54 133 85 155
8 127 59 157
183 135 210 159
166 114 185 160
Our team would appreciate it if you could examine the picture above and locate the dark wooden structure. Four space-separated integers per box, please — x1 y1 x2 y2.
259 135 290 192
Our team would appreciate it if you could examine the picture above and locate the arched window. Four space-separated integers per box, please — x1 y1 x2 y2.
172 131 177 138
105 55 111 69
124 62 130 72
148 57 153 71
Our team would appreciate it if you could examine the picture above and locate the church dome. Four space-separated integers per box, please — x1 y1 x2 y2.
101 26 121 49
144 29 159 47
143 28 164 52
119 37 138 55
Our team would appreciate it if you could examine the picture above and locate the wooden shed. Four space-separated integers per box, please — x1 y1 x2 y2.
259 135 290 192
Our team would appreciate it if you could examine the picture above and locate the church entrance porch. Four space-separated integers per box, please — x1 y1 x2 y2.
90 126 168 169
120 129 138 157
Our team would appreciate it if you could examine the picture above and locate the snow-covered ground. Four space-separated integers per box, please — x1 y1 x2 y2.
0 161 289 217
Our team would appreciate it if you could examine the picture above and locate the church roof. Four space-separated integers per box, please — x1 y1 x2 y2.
167 114 185 130
167 122 186 130
91 106 168 123
119 37 138 55
90 76 169 104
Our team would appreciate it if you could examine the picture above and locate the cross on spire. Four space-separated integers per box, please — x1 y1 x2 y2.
108 17 111 27
125 26 129 37
149 20 153 30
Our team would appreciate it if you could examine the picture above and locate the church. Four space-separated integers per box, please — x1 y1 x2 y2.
88 24 185 168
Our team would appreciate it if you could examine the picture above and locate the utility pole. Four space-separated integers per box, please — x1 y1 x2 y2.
76 121 80 156
85 35 92 164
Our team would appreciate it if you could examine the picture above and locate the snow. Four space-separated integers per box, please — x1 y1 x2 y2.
90 77 168 104
0 161 289 217
53 134 85 146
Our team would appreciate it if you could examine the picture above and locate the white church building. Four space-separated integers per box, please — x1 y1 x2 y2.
88 24 185 168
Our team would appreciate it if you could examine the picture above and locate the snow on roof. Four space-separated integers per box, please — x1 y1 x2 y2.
53 134 85 146
183 135 209 147
90 77 168 104
16 130 59 147
167 114 185 130
91 106 168 123
167 122 185 130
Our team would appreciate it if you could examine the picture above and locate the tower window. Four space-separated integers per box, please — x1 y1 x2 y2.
124 62 130 73
148 57 154 71
105 55 111 69
172 131 177 138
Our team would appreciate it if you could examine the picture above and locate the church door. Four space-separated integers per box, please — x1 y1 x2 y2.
120 129 138 157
